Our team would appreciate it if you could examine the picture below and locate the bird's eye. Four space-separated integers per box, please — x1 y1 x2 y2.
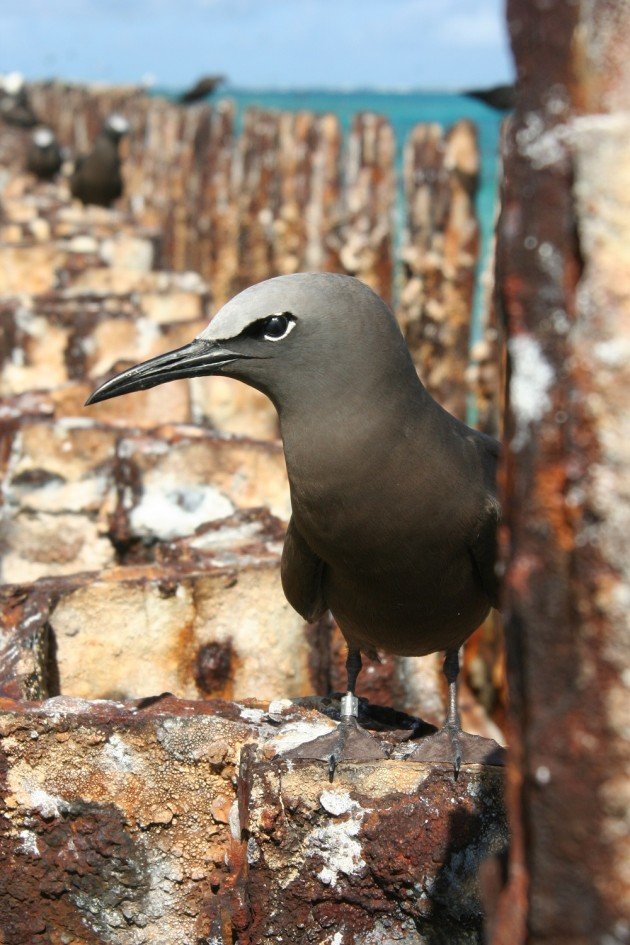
262 313 294 342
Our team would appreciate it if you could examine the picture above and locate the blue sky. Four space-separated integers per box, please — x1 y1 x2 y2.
1 0 513 90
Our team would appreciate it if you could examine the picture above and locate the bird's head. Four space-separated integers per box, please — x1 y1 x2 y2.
86 273 417 417
32 127 56 150
2 72 25 96
103 113 130 141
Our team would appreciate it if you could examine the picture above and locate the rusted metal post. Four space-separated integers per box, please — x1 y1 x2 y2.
398 119 479 420
340 112 395 305
493 2 630 941
274 110 343 277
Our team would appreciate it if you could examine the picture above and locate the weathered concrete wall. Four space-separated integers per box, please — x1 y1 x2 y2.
0 417 290 582
493 1 630 941
4 86 400 308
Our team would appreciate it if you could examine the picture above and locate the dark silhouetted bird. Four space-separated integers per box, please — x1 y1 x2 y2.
463 83 515 111
87 273 502 776
179 74 225 104
70 113 130 207
0 73 38 128
26 127 62 180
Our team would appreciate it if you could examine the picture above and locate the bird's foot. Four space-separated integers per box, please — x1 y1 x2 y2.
283 697 388 781
405 725 505 777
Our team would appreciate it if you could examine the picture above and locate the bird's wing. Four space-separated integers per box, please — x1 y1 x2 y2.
468 494 501 609
467 432 501 609
281 516 327 622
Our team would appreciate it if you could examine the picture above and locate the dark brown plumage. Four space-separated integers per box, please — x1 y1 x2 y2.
70 114 129 208
179 74 225 104
26 128 62 180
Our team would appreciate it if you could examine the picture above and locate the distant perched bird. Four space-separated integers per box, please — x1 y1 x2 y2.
26 127 62 180
463 83 515 112
179 74 225 104
87 274 502 776
70 113 130 207
0 72 38 128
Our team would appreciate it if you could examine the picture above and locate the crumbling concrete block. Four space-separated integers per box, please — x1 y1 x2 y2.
0 554 323 703
0 696 261 945
0 419 119 582
111 425 290 544
0 697 507 945
0 281 285 439
0 225 159 295
221 737 506 944
190 376 279 441
0 285 207 396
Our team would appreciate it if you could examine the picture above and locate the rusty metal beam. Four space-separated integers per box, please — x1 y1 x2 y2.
493 1 630 941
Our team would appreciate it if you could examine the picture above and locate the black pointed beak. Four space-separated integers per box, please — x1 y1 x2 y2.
85 338 238 405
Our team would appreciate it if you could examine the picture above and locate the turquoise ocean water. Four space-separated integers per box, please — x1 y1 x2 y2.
157 87 504 336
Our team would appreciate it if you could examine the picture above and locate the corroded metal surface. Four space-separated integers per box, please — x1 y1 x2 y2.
494 1 630 941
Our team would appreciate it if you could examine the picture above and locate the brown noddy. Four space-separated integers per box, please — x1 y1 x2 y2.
0 73 38 128
179 74 226 104
86 273 502 777
26 127 62 180
70 113 129 208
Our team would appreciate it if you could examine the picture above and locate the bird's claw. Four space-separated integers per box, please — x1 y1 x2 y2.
444 722 463 780
283 714 387 778
405 726 505 771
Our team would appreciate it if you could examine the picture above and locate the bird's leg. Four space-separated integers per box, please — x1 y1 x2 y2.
406 646 505 770
283 645 387 775
341 647 362 717
328 649 362 781
442 648 463 778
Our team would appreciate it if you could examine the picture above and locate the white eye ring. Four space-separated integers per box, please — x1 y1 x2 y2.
263 313 295 342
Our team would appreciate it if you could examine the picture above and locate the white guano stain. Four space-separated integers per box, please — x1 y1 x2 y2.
18 829 40 856
129 481 234 540
319 789 355 817
516 112 569 170
509 334 555 451
239 707 265 723
308 795 367 887
228 800 241 841
28 786 67 819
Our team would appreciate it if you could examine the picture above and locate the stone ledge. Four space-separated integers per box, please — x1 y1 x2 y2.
0 696 507 945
